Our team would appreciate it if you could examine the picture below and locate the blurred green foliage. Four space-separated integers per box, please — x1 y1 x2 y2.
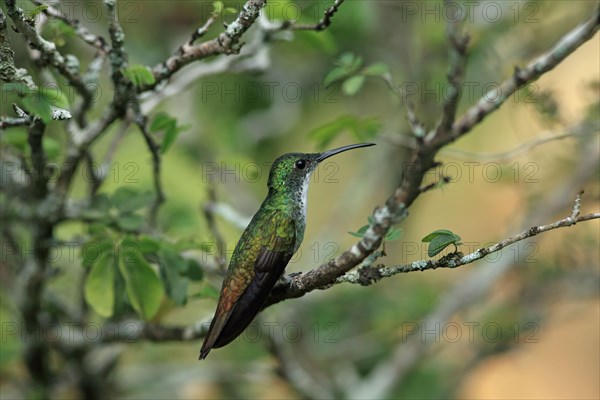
1 0 599 399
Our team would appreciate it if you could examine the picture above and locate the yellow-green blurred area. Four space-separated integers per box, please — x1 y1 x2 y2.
1 0 599 399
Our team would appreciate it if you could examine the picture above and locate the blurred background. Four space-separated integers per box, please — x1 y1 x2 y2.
1 0 599 398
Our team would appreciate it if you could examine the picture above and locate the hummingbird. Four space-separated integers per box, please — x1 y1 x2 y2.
199 143 375 359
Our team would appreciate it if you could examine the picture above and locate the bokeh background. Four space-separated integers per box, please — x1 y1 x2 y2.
1 0 599 398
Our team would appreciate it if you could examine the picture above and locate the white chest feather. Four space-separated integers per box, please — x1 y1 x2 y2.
298 174 311 218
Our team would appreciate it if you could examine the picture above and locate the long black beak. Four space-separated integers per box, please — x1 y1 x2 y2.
315 143 376 162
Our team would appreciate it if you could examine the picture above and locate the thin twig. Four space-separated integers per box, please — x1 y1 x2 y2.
338 210 599 285
380 74 426 137
449 7 600 142
434 0 470 139
27 118 47 199
290 0 345 31
440 122 599 162
189 14 218 45
135 119 165 227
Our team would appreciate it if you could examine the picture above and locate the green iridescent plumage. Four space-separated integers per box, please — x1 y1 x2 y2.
200 143 375 359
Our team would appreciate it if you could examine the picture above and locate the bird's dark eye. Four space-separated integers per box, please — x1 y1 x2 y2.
295 159 306 170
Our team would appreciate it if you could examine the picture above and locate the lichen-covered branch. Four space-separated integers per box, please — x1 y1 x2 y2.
338 207 599 286
449 7 599 142
4 0 92 112
30 0 109 53
145 0 267 91
0 9 35 89
264 7 600 308
348 146 600 400
88 192 598 345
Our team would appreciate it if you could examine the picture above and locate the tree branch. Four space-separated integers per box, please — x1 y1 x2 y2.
449 7 600 142
289 0 345 31
435 0 469 138
145 0 267 91
0 9 36 89
348 144 600 399
338 207 599 286
135 118 165 226
30 0 109 53
4 0 92 113
263 6 600 309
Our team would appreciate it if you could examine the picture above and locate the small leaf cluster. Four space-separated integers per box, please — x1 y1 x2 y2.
421 229 462 257
324 52 390 96
83 226 206 320
212 1 237 16
150 112 191 154
121 64 155 87
84 187 154 232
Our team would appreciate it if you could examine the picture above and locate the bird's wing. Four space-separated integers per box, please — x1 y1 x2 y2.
199 210 295 359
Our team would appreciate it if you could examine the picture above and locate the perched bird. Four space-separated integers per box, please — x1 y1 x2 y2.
199 143 375 359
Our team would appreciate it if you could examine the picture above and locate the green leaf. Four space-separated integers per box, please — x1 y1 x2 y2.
40 86 70 109
84 252 116 318
348 224 369 238
421 229 460 242
149 112 188 154
367 215 375 225
122 64 155 87
385 227 403 242
111 187 154 213
185 259 204 281
138 236 161 254
338 52 362 70
224 7 238 15
88 222 111 238
149 112 175 132
212 0 224 15
119 238 164 320
324 66 350 87
421 229 462 257
116 213 145 231
342 75 365 96
91 194 111 214
82 194 111 220
160 125 180 154
27 4 48 18
363 62 390 77
158 246 189 305
82 239 113 267
22 94 52 123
